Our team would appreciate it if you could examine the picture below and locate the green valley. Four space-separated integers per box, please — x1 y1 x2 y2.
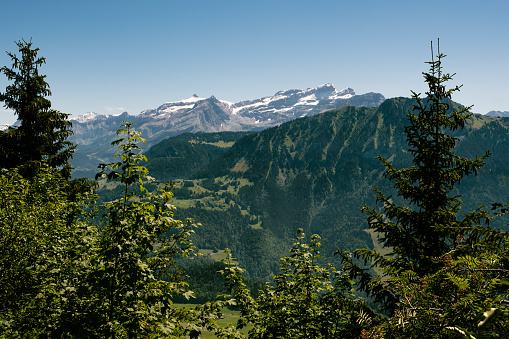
95 97 509 282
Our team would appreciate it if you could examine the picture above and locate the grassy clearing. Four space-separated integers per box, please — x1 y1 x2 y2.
365 228 392 276
95 178 120 190
365 228 392 256
197 249 229 262
172 304 250 338
188 140 235 148
250 221 262 229
231 158 249 173
171 199 196 209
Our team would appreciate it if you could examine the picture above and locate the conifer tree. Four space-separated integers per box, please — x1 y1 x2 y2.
342 41 509 337
357 41 490 279
0 39 75 178
342 41 488 307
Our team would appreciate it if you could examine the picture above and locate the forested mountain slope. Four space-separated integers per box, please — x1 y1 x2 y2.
144 131 253 180
107 97 509 280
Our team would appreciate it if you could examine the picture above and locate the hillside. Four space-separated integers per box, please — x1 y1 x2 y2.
115 97 509 280
144 131 254 180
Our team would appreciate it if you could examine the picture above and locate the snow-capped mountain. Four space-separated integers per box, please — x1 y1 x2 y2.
73 112 107 123
72 83 384 136
69 84 385 176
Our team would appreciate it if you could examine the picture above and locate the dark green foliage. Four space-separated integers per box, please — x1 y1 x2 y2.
145 131 253 181
360 48 490 277
172 261 264 304
0 121 208 338
0 39 75 178
175 207 250 252
174 207 284 281
456 120 509 226
218 230 380 338
81 122 199 337
0 165 92 337
173 261 229 304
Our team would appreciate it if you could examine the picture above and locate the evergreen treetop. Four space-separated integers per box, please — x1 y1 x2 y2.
0 39 75 178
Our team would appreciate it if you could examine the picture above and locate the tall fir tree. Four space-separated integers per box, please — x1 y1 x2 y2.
342 41 492 311
360 41 490 276
0 39 75 178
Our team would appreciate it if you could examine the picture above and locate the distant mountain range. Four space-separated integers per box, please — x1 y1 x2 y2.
486 110 509 118
72 84 384 130
69 84 385 176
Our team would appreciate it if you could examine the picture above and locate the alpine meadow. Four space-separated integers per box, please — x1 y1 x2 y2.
1 39 509 338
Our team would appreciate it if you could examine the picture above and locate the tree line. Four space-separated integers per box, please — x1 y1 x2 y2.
0 39 508 338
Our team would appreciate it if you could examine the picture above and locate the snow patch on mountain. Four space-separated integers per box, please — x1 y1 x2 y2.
166 94 204 104
232 99 268 115
295 94 318 106
74 112 103 123
161 104 195 114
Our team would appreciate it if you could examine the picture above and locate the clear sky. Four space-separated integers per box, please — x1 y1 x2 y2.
1 0 508 125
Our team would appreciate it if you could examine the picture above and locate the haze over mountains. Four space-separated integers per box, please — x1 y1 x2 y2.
486 110 509 118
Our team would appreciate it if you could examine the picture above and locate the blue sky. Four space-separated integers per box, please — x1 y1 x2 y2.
1 0 508 125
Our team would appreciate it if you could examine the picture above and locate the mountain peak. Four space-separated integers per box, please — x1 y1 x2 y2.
177 95 204 104
337 87 355 97
74 112 104 123
486 110 509 118
72 84 384 132
310 83 336 90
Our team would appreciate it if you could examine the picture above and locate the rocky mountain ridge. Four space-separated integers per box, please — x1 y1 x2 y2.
72 84 384 135
74 84 382 127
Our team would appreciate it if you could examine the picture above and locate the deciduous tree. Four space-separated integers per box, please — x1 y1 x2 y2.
80 122 199 338
0 165 93 337
218 230 377 338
